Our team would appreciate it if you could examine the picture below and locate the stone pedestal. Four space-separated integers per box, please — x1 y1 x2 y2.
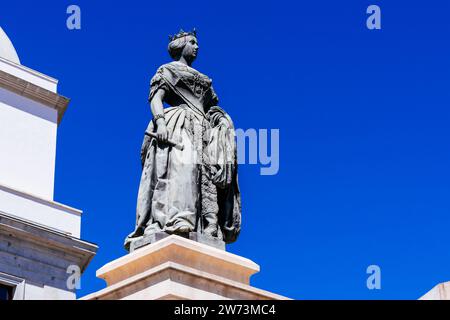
81 235 289 300
130 232 225 252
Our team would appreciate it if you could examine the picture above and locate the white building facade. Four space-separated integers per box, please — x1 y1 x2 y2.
0 26 96 300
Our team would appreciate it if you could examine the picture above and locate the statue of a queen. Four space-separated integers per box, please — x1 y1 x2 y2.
124 29 241 251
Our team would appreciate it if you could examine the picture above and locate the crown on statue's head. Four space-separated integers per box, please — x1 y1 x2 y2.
168 28 197 42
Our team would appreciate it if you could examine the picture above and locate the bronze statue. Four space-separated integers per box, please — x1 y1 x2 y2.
124 29 241 251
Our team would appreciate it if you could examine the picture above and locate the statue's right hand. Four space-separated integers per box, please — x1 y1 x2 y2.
156 122 169 143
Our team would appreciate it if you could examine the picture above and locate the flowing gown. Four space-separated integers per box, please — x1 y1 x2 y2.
124 61 241 250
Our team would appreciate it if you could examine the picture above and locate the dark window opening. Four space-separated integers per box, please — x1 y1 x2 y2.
0 284 13 300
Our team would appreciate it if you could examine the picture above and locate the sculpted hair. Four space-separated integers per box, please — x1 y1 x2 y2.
168 37 188 60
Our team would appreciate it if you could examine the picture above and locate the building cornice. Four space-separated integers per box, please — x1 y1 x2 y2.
0 182 82 217
0 69 69 124
0 211 98 272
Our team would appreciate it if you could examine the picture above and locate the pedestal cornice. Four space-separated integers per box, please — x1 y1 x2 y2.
81 235 289 300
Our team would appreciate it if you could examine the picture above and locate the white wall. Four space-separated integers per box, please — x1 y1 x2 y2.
24 283 75 300
0 184 81 237
0 57 58 92
0 87 57 200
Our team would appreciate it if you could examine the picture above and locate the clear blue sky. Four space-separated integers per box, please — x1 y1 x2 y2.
2 0 450 299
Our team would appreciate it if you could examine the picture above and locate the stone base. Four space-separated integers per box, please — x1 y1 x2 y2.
130 232 225 252
81 235 289 300
129 232 170 252
188 232 226 251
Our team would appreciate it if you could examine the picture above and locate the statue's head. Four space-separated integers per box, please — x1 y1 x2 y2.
168 29 198 64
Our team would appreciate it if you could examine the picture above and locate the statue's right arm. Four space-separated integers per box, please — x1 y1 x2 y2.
150 89 169 143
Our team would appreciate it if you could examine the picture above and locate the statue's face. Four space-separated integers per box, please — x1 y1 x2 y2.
182 36 199 62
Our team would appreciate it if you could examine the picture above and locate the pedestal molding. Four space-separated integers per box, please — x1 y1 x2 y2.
82 235 289 300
